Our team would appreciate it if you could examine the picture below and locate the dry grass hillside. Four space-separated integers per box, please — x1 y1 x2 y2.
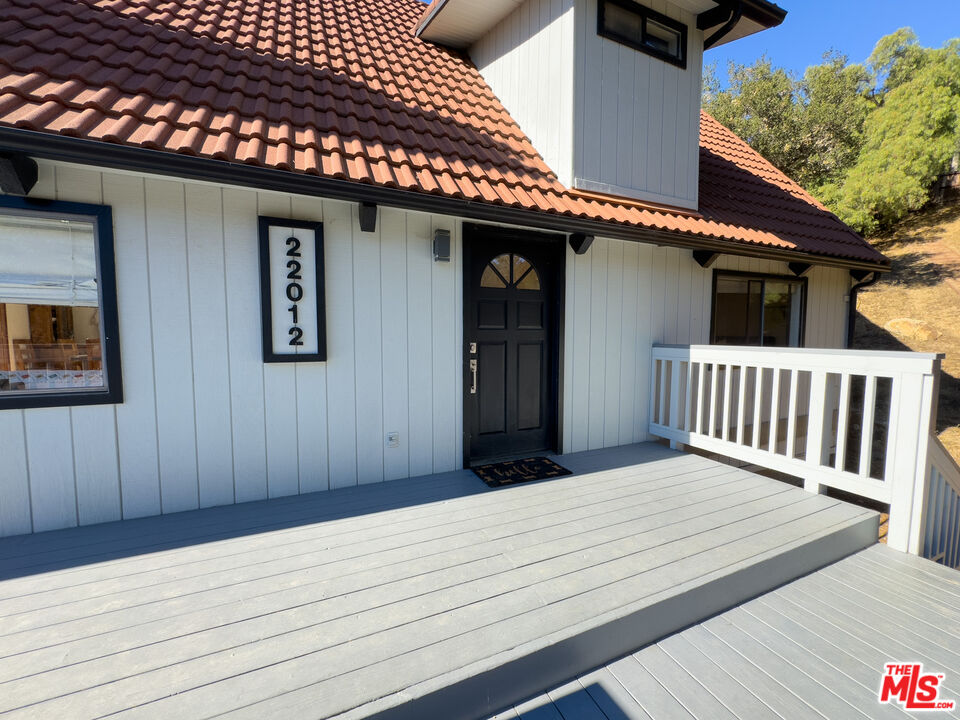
853 201 960 461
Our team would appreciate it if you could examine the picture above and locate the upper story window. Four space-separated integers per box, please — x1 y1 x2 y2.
598 0 687 69
0 196 122 409
710 271 806 347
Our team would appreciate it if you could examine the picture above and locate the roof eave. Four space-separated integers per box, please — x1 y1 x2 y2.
0 127 889 274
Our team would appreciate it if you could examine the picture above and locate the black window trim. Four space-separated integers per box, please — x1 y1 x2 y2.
0 195 123 410
597 0 688 69
710 269 808 348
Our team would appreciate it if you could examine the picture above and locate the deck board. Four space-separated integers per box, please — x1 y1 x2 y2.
0 443 877 719
508 544 960 720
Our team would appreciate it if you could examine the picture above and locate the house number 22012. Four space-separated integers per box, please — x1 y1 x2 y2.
260 216 324 362
285 236 305 346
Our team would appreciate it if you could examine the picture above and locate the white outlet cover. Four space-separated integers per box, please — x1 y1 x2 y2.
386 432 400 448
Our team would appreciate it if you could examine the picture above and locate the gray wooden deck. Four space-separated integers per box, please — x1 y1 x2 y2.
500 543 960 720
0 443 878 720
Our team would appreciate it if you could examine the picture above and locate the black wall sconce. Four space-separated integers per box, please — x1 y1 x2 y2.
433 229 451 262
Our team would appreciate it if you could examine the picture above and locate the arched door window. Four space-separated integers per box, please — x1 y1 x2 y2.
480 253 541 290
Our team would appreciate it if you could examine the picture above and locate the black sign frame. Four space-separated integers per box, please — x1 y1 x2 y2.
258 216 327 363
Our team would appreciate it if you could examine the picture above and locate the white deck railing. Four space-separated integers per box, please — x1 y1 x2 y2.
924 436 960 569
648 344 944 557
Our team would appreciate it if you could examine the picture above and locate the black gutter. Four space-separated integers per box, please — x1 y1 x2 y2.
702 1 742 51
0 127 889 273
846 271 881 348
741 0 786 29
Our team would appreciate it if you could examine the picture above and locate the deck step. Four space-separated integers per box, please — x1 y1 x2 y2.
350 489 878 720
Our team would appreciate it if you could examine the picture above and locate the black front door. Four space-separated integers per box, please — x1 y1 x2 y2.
463 224 564 463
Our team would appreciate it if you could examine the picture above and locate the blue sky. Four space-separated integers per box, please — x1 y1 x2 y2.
706 0 960 78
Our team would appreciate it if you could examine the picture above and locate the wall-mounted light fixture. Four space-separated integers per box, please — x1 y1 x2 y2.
433 229 451 262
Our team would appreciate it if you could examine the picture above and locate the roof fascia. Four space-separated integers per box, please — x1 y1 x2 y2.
0 128 888 273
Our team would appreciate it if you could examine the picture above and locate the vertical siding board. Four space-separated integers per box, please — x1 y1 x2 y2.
144 179 199 513
322 199 359 488
587 238 608 449
71 404 122 526
290 195 329 494
570 248 592 452
598 37 620 185
676 250 692 342
562 244 576 453
635 243 655 439
222 187 268 502
619 242 640 444
406 213 434 476
24 408 77 532
103 173 162 519
604 240 624 446
186 185 234 508
453 221 464 466
353 210 385 485
581 0 602 181
431 215 458 473
258 193 300 498
631 42 651 191
55 166 123 526
380 208 411 482
616 45 634 189
0 412 32 536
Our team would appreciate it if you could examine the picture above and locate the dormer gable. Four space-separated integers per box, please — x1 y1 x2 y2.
418 0 785 211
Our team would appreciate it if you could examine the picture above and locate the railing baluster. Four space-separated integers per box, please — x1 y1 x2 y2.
722 364 733 441
752 366 764 449
736 366 748 445
647 344 943 558
859 375 877 478
806 371 828 464
768 367 781 453
696 362 706 435
669 360 681 430
658 360 668 426
786 369 798 459
835 373 851 470
709 363 719 438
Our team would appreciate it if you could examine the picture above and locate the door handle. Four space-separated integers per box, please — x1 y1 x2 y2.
469 359 478 394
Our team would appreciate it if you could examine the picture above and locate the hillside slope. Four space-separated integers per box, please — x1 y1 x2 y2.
853 202 960 460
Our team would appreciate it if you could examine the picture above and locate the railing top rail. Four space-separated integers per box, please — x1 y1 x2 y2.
652 344 942 375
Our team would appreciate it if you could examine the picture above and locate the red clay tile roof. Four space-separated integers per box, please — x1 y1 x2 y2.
0 0 886 266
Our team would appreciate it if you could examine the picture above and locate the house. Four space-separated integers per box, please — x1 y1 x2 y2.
1 0 960 716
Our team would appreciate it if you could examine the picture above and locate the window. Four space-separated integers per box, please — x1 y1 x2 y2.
598 0 687 69
0 196 122 409
710 271 806 347
480 253 541 290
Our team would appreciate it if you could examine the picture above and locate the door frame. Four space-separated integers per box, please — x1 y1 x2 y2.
461 222 566 466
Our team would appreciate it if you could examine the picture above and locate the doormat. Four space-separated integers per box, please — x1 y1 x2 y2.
472 457 572 487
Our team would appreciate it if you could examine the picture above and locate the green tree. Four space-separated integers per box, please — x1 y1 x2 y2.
829 38 960 234
704 56 805 181
704 29 960 236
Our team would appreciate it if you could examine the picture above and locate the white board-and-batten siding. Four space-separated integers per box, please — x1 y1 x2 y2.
560 238 852 455
574 0 703 209
0 163 851 536
471 0 702 209
471 0 576 186
0 163 463 536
